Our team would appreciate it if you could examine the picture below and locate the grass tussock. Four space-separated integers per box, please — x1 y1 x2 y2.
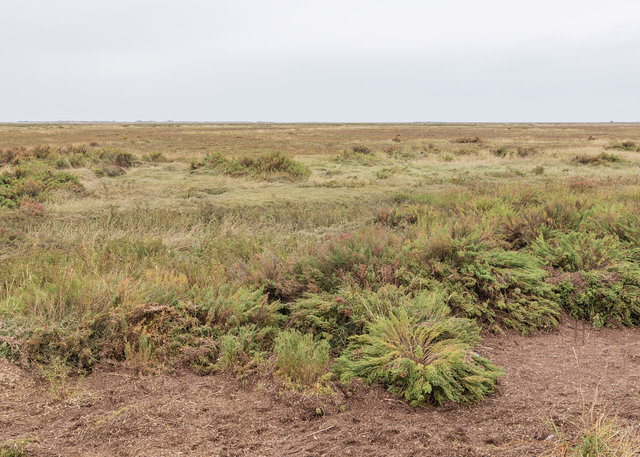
274 330 331 387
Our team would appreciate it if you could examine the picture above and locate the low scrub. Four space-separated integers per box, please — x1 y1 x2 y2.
0 144 140 171
191 151 310 181
572 152 622 165
251 228 407 300
532 232 619 273
334 145 378 164
452 136 482 144
534 232 640 327
0 163 82 208
335 300 503 406
409 221 559 332
607 140 640 152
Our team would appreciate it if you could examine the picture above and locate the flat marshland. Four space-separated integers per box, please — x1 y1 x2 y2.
1 123 640 456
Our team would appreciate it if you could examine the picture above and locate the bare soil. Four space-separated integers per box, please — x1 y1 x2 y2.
2 319 639 457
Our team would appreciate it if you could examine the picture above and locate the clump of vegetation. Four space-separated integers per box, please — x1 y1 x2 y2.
452 136 482 144
0 446 29 457
375 166 404 179
273 330 330 387
492 146 538 158
0 144 141 171
334 145 378 164
335 300 503 406
607 141 640 152
251 228 406 301
533 232 640 327
492 146 512 157
409 221 559 332
0 164 82 208
451 147 478 157
549 392 640 457
572 152 622 165
191 151 310 181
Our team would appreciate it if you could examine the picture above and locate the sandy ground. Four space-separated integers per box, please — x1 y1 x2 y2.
1 319 639 457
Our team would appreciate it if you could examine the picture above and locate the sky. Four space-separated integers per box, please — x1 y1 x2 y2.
2 0 640 122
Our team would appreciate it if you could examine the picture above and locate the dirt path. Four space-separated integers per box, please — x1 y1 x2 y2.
2 320 639 457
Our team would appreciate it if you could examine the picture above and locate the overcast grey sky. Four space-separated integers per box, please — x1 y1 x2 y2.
2 0 639 122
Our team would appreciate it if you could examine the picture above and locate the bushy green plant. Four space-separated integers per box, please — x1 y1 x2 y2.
0 446 29 457
191 151 310 181
196 285 283 330
532 232 619 272
553 267 640 327
410 222 559 332
335 302 503 406
274 329 330 386
287 285 411 350
287 228 406 296
216 324 274 372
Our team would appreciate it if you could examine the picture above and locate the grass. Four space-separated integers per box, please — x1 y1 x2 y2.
1 123 640 406
274 329 330 387
546 384 640 457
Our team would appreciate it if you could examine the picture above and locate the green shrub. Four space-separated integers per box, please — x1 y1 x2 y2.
287 285 410 350
196 285 283 330
572 152 622 165
452 136 481 144
409 222 559 332
0 446 29 457
334 145 378 164
532 232 619 272
0 164 83 208
216 324 274 372
274 329 330 386
192 151 310 181
148 152 168 162
553 267 640 327
492 147 512 157
284 228 406 297
607 141 639 151
335 302 503 406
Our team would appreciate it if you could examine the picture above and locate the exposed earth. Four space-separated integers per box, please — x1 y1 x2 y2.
2 319 639 457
